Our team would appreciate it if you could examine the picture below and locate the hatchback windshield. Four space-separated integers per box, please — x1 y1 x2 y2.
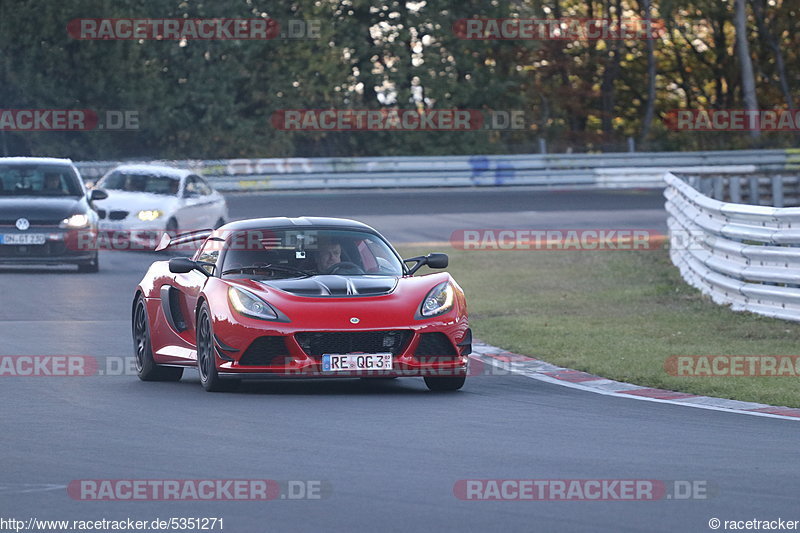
98 171 180 196
218 229 404 278
0 165 82 197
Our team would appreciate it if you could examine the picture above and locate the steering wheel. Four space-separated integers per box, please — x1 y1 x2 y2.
324 262 365 275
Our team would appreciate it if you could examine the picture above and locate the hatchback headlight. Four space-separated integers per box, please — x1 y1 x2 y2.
228 286 280 321
60 214 90 229
419 281 455 318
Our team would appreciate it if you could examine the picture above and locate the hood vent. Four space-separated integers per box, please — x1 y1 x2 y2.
259 275 397 297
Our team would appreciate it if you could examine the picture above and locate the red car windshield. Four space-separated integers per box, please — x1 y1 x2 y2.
217 229 404 278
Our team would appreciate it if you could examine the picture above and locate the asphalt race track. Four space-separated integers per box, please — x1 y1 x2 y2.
1 188 798 533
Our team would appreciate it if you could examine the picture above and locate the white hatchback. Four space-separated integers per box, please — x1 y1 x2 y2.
93 164 228 250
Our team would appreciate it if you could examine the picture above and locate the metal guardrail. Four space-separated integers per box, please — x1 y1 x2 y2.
75 149 800 191
665 171 800 322
683 173 800 208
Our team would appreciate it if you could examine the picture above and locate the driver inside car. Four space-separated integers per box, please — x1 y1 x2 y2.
315 240 342 273
42 172 63 194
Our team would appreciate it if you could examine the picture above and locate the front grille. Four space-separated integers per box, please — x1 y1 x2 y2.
295 330 412 357
108 210 128 221
0 242 68 258
96 209 107 219
413 332 458 361
0 219 60 226
238 336 290 366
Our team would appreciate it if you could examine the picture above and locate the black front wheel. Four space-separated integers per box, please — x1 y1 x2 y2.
77 254 99 273
423 375 465 391
197 303 240 392
133 296 183 382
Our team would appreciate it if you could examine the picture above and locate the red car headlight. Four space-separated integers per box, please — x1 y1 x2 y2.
228 286 280 321
419 281 455 318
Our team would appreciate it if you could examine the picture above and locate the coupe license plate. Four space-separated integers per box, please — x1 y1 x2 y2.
0 234 46 245
322 353 392 372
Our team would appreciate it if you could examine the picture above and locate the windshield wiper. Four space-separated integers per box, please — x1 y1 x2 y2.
222 264 312 278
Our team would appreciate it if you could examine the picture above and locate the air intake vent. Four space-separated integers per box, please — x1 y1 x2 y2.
295 330 412 358
238 336 289 366
413 332 458 361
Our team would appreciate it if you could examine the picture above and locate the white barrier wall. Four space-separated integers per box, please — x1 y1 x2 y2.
665 171 800 322
75 149 798 191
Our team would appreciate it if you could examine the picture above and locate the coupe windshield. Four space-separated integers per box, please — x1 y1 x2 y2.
0 165 82 197
98 171 179 195
220 229 404 278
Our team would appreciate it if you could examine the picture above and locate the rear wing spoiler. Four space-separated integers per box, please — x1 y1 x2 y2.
155 229 214 252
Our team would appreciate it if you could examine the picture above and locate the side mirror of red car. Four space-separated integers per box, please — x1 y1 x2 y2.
425 253 449 269
404 253 449 275
169 257 211 276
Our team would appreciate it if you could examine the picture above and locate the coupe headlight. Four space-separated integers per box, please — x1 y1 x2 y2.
137 210 163 222
228 286 279 321
419 281 455 318
59 214 90 229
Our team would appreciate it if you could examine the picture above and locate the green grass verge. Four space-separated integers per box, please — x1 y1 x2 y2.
398 245 800 408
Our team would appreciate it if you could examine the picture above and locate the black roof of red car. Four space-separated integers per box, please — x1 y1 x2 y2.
217 217 377 233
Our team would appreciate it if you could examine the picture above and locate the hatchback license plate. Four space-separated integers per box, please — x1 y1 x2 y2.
1 234 46 245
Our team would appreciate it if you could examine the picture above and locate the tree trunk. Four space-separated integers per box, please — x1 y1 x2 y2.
639 0 657 147
734 0 760 138
751 0 794 110
600 0 622 149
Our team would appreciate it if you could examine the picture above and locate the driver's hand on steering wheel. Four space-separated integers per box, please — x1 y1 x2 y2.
323 261 365 275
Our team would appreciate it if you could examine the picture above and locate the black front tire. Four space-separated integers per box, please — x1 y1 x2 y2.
133 296 183 382
423 376 466 391
77 254 99 273
197 302 240 392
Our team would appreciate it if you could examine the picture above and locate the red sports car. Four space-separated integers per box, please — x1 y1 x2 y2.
132 217 471 392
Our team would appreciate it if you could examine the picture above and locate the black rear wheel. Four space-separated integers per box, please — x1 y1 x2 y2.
133 296 183 382
197 302 240 392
